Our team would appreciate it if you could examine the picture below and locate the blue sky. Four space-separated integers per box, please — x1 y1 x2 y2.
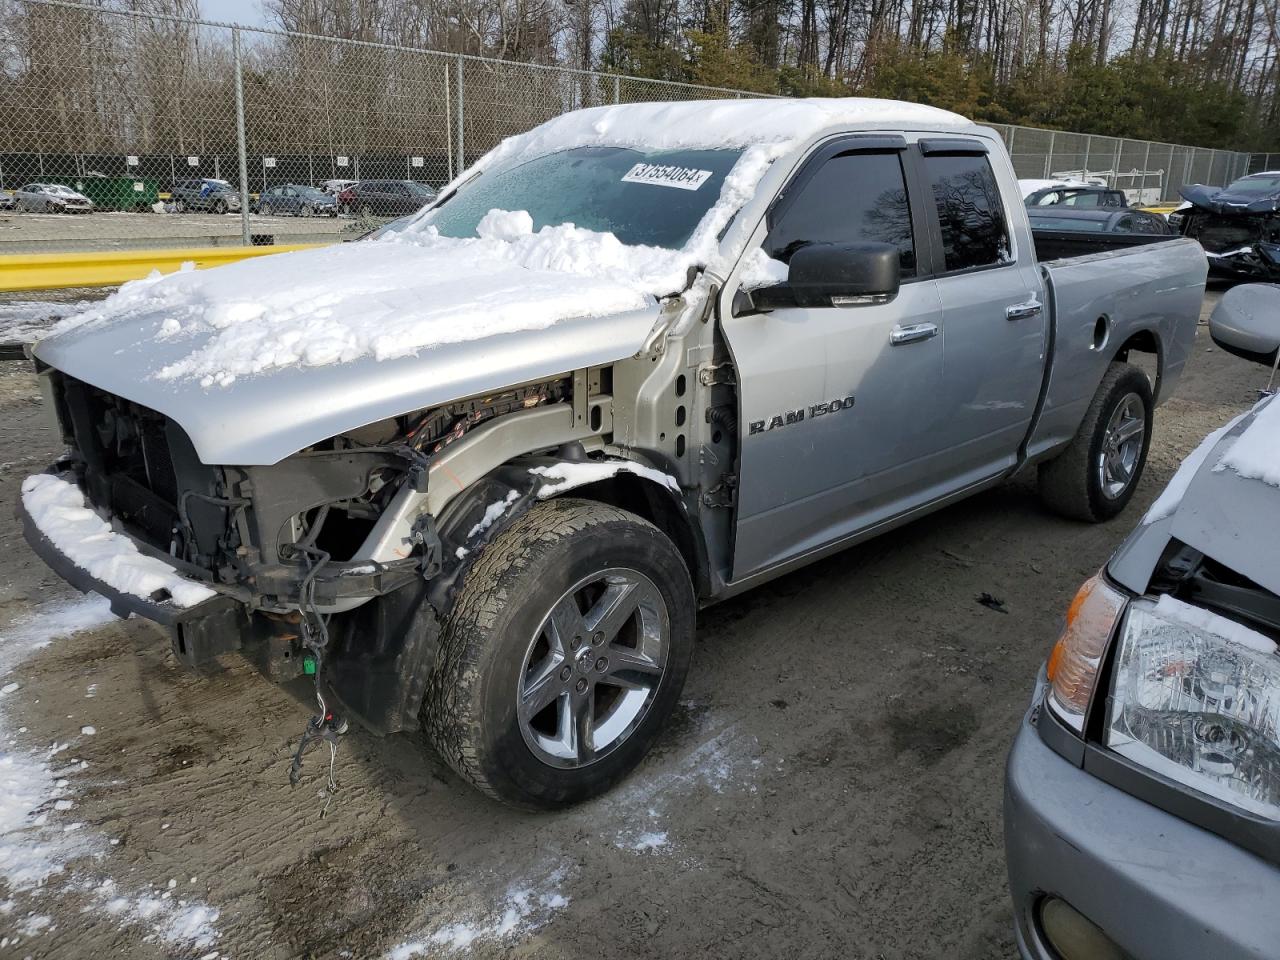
202 0 269 27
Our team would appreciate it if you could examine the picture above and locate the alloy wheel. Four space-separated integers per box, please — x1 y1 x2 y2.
517 568 669 769
1098 392 1146 500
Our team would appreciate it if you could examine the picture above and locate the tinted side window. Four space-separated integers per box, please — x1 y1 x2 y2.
924 153 1011 271
764 151 915 278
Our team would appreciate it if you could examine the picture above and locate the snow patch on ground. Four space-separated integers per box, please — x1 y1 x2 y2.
0 597 221 950
386 863 570 958
529 460 680 498
1216 395 1280 487
604 715 759 855
21 473 216 608
0 298 90 345
1144 413 1245 523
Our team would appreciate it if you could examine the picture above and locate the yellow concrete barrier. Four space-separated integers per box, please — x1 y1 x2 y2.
0 243 327 292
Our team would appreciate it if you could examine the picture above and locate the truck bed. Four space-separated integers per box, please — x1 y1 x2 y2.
1025 237 1207 464
1031 228 1174 263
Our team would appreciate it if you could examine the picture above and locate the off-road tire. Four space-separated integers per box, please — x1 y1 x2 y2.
1038 361 1153 522
421 498 695 809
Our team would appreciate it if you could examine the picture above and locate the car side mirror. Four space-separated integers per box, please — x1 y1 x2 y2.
788 241 900 308
735 242 901 316
1209 283 1280 367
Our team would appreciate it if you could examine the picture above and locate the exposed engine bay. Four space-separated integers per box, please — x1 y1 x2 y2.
40 367 593 733
1179 181 1280 280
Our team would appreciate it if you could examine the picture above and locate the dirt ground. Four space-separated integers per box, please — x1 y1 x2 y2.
0 287 1264 960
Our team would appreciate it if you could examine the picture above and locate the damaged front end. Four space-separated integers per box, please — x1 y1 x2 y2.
1179 183 1280 280
21 366 581 735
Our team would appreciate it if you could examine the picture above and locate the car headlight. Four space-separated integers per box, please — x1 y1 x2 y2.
1104 596 1280 819
1046 575 1128 731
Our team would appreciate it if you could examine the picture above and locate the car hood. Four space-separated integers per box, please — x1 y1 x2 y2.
1110 396 1280 597
1180 183 1280 216
34 234 678 465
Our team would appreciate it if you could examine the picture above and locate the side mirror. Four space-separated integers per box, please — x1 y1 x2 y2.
1209 283 1280 367
788 241 900 308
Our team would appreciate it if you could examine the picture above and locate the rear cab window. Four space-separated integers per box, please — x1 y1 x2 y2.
922 151 1012 272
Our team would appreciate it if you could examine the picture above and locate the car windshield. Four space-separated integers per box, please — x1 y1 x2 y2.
1226 175 1280 195
405 182 434 198
423 145 743 249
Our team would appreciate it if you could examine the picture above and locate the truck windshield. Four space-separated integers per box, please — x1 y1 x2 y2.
422 145 743 250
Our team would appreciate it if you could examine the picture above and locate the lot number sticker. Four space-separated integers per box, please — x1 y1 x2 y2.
621 163 712 191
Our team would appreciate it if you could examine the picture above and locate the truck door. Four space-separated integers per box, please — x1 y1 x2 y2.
916 141 1047 485
722 139 946 580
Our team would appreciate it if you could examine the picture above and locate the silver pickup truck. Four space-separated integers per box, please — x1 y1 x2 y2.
19 98 1207 808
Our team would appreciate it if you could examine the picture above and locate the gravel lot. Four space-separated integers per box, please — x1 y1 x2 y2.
0 210 357 253
0 288 1263 959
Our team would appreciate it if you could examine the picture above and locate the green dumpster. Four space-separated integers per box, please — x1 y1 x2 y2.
49 175 161 212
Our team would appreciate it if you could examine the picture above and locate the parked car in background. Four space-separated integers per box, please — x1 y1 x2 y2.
171 178 241 214
1178 171 1280 280
321 178 357 196
1025 183 1128 208
14 183 94 213
1004 282 1280 960
336 179 436 217
255 184 337 217
0 190 14 211
1027 208 1172 235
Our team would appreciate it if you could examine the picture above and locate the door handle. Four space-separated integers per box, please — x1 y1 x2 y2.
889 322 939 345
1006 298 1042 321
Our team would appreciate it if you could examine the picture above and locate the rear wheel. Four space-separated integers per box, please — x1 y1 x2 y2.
259 202 272 216
212 199 228 215
360 202 373 219
1038 362 1153 522
173 198 186 213
300 203 313 217
422 498 695 808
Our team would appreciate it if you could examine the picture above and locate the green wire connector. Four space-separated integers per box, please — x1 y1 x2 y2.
303 654 317 676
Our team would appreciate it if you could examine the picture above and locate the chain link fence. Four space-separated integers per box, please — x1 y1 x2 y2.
0 0 1257 254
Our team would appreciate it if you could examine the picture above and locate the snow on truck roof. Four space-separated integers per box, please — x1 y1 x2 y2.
472 97 975 172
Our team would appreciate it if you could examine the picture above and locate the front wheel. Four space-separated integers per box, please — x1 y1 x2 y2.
212 199 228 214
422 498 695 808
1038 361 1153 522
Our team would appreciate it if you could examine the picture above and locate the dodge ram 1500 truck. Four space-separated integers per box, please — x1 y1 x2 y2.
18 97 1207 808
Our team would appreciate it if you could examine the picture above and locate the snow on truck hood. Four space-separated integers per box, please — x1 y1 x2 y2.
34 231 666 465
35 96 975 465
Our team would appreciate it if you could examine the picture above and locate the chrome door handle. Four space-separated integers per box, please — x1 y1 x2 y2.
889 322 939 345
1007 298 1042 321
